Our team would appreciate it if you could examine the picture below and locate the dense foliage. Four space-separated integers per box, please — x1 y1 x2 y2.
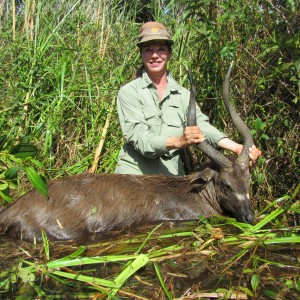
0 0 299 207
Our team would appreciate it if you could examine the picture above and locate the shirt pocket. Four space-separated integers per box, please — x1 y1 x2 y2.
143 108 158 120
142 107 161 133
162 104 185 128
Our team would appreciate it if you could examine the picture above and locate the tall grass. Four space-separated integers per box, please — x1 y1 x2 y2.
1 0 298 202
1 0 140 180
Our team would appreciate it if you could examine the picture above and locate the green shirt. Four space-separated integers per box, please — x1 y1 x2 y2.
115 70 227 176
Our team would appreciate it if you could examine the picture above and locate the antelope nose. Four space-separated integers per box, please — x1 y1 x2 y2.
244 212 255 224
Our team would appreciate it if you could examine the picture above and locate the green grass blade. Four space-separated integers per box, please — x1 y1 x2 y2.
111 254 149 295
45 255 139 269
51 270 117 288
255 256 300 268
135 223 163 254
258 195 290 216
21 254 140 274
153 262 172 300
29 281 48 298
59 246 87 260
263 235 300 244
41 229 50 261
158 231 194 239
149 245 183 259
248 206 286 233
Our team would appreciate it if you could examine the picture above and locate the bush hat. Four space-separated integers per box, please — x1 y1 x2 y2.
137 21 173 46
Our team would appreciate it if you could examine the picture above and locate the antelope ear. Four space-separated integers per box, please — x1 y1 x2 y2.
190 168 217 189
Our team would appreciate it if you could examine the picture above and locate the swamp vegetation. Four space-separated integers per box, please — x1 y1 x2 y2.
0 0 299 299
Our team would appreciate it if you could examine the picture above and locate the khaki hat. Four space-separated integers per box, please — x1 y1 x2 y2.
137 22 173 46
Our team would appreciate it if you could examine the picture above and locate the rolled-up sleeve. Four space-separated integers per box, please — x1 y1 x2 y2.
117 86 169 159
195 105 227 147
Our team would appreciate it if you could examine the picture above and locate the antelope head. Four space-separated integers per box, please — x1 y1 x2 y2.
187 65 255 224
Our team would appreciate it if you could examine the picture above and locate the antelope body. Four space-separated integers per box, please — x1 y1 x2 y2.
0 66 255 241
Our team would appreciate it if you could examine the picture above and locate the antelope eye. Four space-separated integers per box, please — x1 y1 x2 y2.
222 183 232 192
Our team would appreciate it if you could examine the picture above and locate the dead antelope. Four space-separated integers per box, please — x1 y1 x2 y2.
0 66 255 241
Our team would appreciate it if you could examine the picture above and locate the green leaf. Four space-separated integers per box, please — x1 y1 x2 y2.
240 287 254 297
290 204 300 214
10 143 38 159
251 274 259 291
0 190 12 203
17 265 36 283
254 118 263 131
263 289 277 298
285 279 294 289
296 280 300 292
243 268 254 274
0 183 8 191
257 173 264 185
4 166 19 179
29 159 45 169
25 167 48 196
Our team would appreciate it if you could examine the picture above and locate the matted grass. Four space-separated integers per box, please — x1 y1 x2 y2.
0 188 299 299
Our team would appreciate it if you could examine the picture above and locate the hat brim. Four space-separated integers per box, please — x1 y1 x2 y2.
137 36 174 46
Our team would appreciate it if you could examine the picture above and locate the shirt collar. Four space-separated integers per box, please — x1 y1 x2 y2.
141 69 153 88
141 69 181 94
